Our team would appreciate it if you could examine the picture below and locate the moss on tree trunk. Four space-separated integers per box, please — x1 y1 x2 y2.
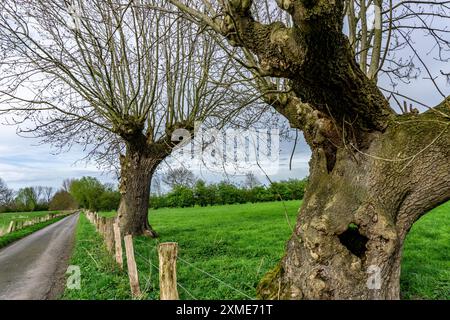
257 109 450 299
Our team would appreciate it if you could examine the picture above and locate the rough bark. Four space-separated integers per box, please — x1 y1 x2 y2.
257 101 450 299
217 0 450 300
114 118 191 236
170 0 450 299
116 130 169 236
220 0 394 135
117 149 156 237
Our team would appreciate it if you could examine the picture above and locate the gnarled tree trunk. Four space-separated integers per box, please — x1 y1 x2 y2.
257 105 450 299
114 118 188 236
169 0 450 299
192 0 450 300
117 137 168 237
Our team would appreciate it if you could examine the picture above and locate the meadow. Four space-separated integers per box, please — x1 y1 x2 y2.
400 202 450 299
62 200 449 300
0 211 59 229
0 215 68 249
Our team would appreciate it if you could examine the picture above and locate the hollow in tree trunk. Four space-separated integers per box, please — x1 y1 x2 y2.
167 0 450 299
212 0 450 299
257 105 450 299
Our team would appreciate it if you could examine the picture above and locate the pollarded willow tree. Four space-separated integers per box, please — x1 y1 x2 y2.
0 0 256 236
168 0 450 299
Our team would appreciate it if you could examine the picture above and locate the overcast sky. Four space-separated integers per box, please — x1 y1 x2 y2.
0 5 448 191
0 119 312 190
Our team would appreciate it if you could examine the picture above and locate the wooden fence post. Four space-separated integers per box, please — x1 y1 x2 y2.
7 221 14 233
99 217 104 235
91 213 95 224
113 222 123 269
158 242 179 300
99 217 107 236
124 235 141 298
105 219 115 253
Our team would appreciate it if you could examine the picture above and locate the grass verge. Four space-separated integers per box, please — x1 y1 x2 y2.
64 200 449 300
60 213 131 300
0 211 60 229
0 215 68 249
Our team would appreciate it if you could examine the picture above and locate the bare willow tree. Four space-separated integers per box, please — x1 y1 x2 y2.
243 172 260 189
0 178 14 207
161 167 197 189
168 0 450 299
62 179 76 193
0 0 255 236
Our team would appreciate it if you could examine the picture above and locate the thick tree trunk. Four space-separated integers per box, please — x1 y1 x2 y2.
113 118 184 236
168 0 450 299
206 0 450 299
257 108 450 299
117 145 160 237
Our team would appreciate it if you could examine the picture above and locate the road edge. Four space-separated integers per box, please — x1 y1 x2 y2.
45 212 80 300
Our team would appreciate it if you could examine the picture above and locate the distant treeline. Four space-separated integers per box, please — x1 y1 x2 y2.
1 176 308 213
150 179 308 209
0 180 55 213
0 177 120 213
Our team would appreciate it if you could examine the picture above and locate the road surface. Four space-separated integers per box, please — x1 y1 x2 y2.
0 213 79 300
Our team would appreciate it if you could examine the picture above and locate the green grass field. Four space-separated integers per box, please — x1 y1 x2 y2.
0 211 59 230
63 200 449 300
0 215 68 249
400 202 450 299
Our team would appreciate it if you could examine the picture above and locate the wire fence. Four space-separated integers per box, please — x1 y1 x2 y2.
133 237 255 300
87 211 264 301
133 245 198 299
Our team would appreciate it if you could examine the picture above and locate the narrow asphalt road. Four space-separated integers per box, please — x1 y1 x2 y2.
0 213 79 300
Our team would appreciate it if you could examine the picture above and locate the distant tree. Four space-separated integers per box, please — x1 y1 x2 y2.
149 178 306 209
0 178 14 208
69 177 105 211
162 167 197 189
244 172 261 189
205 184 218 206
268 182 291 201
61 179 75 192
194 180 209 207
249 186 273 203
149 195 168 210
49 190 78 211
285 179 307 200
41 186 54 204
33 186 44 203
15 187 38 211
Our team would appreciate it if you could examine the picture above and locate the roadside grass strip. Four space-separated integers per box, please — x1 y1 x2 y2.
0 214 71 249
